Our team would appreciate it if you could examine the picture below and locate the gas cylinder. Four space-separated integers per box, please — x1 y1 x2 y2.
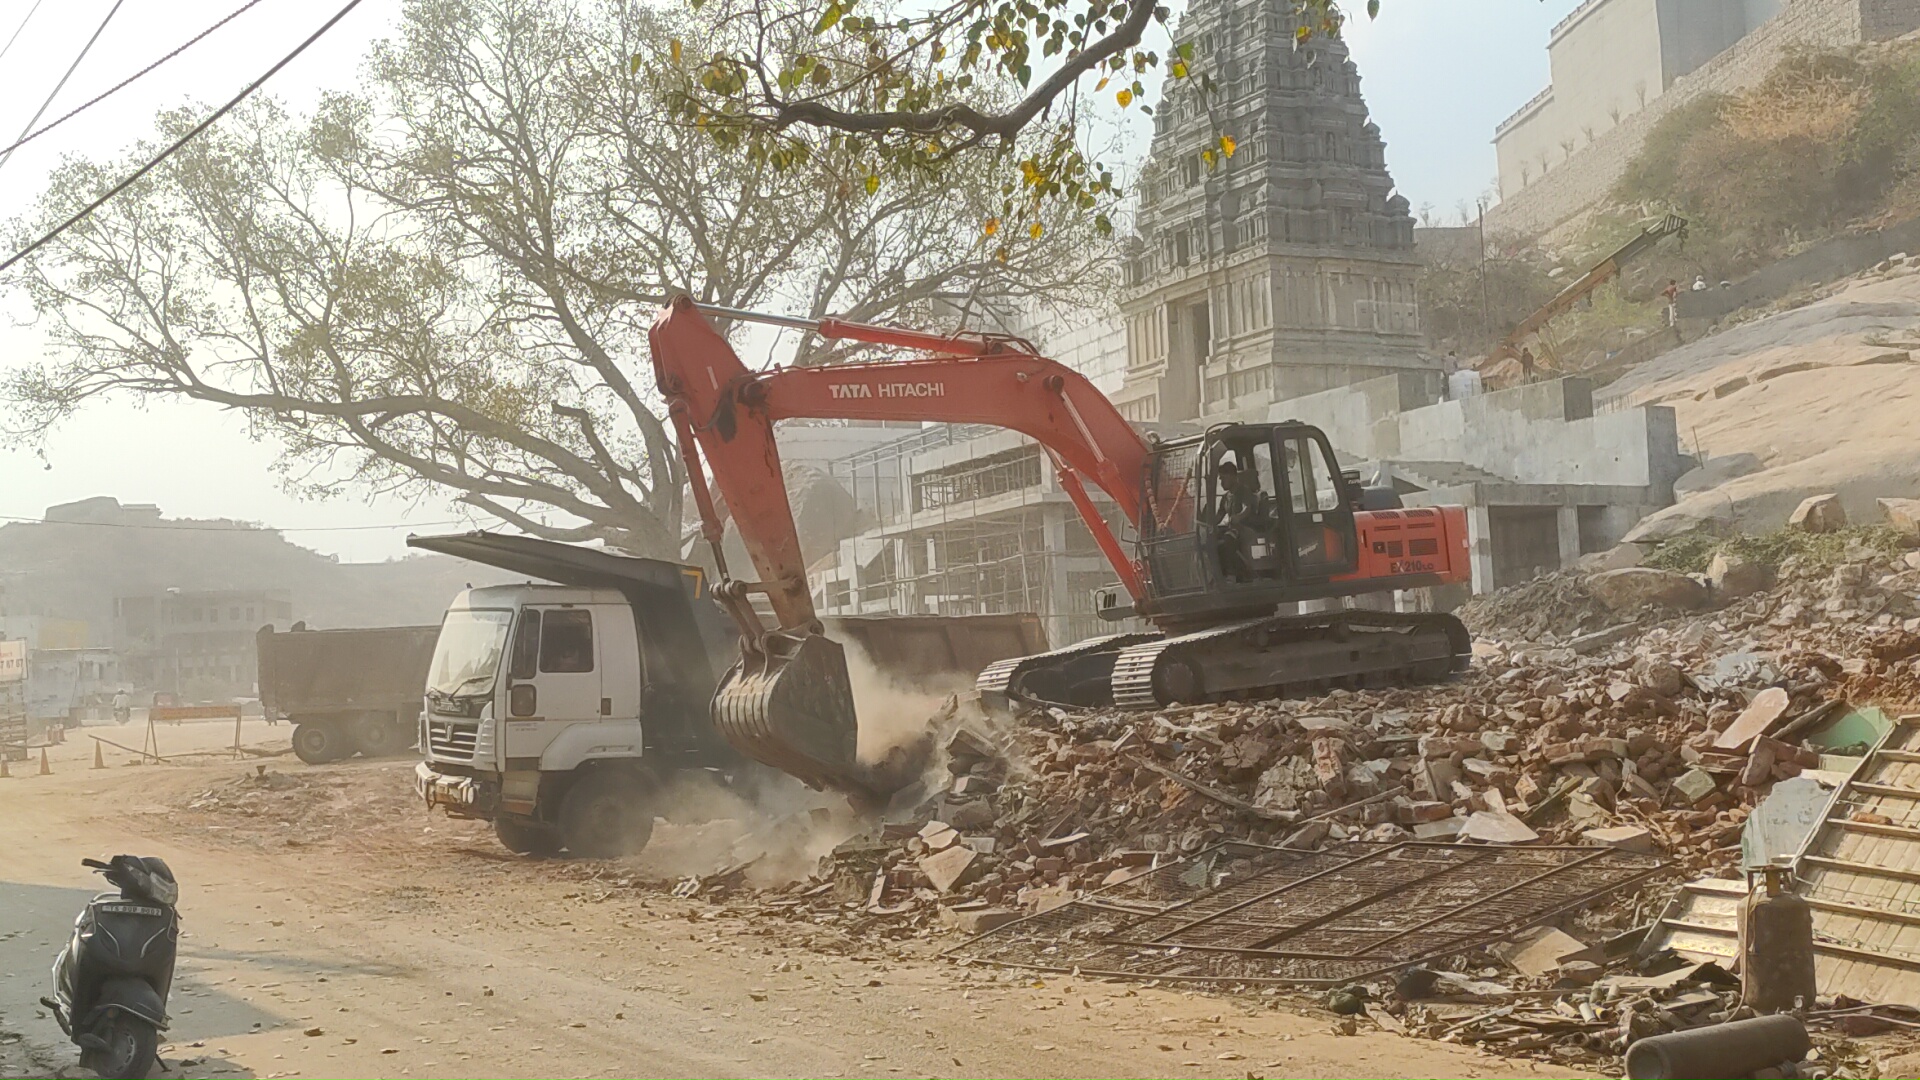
1740 855 1817 1013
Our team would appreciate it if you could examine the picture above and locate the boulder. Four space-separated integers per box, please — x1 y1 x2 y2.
1707 550 1774 599
1788 493 1846 534
1880 497 1920 537
1587 568 1710 613
1575 542 1645 572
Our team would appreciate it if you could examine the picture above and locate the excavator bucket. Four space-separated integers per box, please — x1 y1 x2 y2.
711 629 884 804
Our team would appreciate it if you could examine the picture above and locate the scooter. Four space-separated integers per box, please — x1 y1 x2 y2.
41 855 179 1079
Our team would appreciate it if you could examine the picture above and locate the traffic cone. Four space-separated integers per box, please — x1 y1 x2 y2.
92 740 105 770
39 747 50 775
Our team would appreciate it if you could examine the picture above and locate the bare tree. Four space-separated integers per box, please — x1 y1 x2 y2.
3 0 1114 557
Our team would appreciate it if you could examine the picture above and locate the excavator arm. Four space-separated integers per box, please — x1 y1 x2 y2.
648 295 1152 800
1496 213 1688 363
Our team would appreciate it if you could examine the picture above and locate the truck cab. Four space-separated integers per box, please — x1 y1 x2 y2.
411 535 746 857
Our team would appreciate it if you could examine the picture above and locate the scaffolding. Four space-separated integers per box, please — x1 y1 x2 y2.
821 426 1131 647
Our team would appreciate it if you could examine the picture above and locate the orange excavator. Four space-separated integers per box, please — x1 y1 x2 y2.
649 295 1474 801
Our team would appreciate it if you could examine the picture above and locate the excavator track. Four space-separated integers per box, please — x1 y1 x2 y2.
1110 611 1471 710
976 631 1162 711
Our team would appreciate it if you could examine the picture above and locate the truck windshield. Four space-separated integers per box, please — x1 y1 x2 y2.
427 609 513 697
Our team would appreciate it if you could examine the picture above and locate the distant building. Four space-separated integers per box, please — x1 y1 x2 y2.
27 647 119 723
1488 0 1920 237
1114 0 1427 422
1496 0 1777 202
115 589 294 700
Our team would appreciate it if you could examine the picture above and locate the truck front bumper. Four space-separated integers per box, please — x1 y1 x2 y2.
415 761 496 817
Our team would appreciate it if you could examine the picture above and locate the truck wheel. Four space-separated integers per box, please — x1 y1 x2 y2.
348 713 404 758
292 721 346 765
493 814 562 855
559 770 655 859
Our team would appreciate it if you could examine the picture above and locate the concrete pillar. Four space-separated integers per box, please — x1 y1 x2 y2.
1556 505 1582 570
1468 506 1495 595
1043 507 1073 637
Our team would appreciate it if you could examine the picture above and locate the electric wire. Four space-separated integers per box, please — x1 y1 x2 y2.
0 0 49 69
0 0 368 277
0 0 274 165
0 0 131 176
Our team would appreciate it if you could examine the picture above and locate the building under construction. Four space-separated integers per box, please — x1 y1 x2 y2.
810 424 1136 649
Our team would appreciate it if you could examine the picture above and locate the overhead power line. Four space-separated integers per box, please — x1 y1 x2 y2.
0 0 274 165
0 0 49 69
0 0 368 277
0 0 131 177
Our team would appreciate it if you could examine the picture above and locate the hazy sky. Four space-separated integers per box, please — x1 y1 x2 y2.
0 0 1580 562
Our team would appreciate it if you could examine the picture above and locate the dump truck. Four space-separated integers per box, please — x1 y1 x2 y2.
256 624 441 764
406 531 1046 856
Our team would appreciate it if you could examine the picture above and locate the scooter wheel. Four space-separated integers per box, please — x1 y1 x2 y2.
80 1014 157 1079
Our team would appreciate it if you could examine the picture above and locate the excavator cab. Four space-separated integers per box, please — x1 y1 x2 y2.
1137 423 1359 617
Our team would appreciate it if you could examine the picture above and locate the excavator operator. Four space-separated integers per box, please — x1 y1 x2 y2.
1213 457 1265 582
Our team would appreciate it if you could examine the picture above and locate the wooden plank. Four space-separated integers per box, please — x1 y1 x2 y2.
1805 896 1920 930
1827 819 1920 843
1849 781 1920 801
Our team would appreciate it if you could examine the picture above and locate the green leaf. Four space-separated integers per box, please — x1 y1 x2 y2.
864 174 880 195
629 53 644 74
1367 0 1380 17
816 2 844 33
1177 41 1193 60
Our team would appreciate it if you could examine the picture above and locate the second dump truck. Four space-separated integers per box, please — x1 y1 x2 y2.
257 623 440 764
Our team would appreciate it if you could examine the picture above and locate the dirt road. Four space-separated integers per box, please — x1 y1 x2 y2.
0 719 1588 1079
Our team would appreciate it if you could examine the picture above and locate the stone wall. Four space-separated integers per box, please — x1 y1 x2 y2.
1485 0 1891 240
1257 374 1683 494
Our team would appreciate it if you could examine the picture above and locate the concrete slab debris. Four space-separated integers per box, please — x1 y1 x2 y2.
1713 687 1791 751
1490 925 1602 976
1582 825 1654 854
1459 810 1540 845
919 844 978 893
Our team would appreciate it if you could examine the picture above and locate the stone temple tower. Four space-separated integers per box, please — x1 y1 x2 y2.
1112 0 1426 423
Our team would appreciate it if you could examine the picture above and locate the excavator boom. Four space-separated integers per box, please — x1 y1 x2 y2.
649 295 1157 800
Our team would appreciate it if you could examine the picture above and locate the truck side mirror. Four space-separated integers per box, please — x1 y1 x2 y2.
509 683 537 717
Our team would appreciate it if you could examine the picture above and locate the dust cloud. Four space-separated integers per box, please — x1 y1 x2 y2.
627 644 970 888
844 642 970 764
633 768 855 887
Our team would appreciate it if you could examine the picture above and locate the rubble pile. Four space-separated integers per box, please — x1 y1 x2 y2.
748 539 1920 954
1456 572 1616 641
591 519 1920 1074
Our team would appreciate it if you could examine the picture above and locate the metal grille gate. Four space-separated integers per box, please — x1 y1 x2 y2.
945 841 1665 986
